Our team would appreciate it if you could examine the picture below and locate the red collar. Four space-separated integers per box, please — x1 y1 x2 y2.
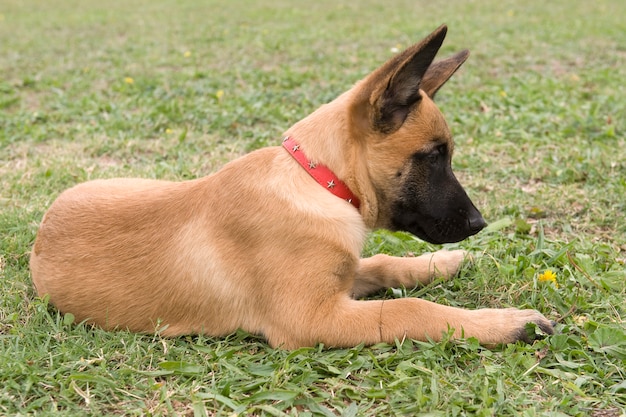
282 136 360 210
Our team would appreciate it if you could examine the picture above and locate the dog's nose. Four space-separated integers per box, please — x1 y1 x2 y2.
468 210 487 232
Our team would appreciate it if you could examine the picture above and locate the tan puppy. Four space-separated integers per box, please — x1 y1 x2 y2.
30 25 554 349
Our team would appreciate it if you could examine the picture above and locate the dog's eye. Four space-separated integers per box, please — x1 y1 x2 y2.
412 145 446 165
427 146 445 163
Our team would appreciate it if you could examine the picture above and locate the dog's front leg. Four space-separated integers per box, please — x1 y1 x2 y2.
265 296 553 349
351 250 468 298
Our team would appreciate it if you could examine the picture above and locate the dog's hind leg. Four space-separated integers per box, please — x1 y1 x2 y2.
351 250 468 298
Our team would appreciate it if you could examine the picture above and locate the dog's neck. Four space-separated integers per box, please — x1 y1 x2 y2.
282 136 360 209
281 91 383 226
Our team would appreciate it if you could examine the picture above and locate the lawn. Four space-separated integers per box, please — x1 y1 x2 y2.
1 0 625 415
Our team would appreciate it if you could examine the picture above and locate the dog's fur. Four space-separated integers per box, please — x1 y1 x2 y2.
30 25 554 349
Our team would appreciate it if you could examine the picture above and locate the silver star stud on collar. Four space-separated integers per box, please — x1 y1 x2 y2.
327 180 335 189
292 144 300 152
308 161 317 169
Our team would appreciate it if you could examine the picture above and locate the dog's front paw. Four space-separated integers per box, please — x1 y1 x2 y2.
426 249 468 280
472 308 555 346
505 308 555 343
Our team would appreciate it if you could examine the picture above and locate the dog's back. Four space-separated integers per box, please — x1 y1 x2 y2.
30 147 365 340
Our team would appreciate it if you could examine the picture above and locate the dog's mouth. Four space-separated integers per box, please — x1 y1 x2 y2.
392 211 486 245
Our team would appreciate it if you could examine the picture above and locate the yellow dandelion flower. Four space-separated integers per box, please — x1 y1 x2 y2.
124 77 134 84
215 90 224 100
499 90 507 97
165 128 173 134
183 50 191 58
538 270 558 288
507 10 514 17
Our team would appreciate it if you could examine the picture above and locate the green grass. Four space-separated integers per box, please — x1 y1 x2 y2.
1 0 625 415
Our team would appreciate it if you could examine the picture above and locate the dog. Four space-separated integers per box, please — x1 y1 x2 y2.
30 25 554 349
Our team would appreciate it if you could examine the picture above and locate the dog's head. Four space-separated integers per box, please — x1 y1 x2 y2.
350 25 486 244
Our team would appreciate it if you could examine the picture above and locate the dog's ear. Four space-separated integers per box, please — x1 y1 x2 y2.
420 49 469 99
364 25 448 133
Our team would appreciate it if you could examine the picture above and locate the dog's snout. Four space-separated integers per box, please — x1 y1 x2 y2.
468 209 487 233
